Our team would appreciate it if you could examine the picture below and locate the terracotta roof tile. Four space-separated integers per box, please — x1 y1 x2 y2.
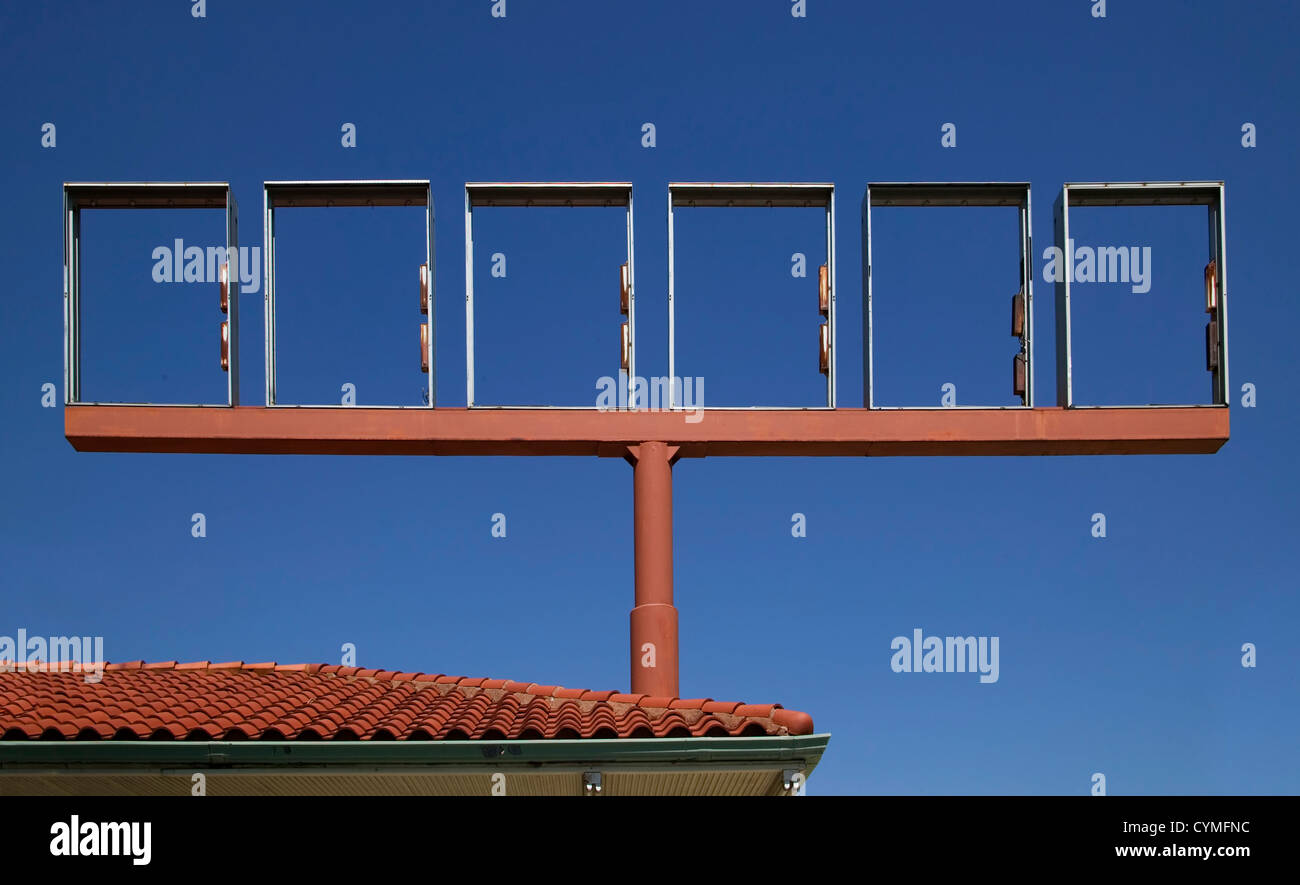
0 662 814 741
670 698 712 710
772 709 815 734
638 696 675 709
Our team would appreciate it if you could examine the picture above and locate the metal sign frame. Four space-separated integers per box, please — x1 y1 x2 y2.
59 174 1235 708
62 182 239 407
463 182 636 409
1054 181 1229 409
667 182 837 410
263 179 435 408
863 182 1034 409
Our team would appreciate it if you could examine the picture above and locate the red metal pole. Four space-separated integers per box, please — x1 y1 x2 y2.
628 441 679 697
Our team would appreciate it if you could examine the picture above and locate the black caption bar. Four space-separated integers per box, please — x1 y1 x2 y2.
0 796 1286 870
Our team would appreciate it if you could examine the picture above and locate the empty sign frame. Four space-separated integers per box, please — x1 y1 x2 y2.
464 182 635 409
63 182 240 407
1054 181 1228 408
668 182 837 409
263 179 435 408
60 176 1230 416
863 182 1035 409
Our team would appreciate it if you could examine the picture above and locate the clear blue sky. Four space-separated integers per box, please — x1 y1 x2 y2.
2 1 1297 794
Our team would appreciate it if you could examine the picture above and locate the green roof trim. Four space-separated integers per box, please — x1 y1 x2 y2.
0 734 830 772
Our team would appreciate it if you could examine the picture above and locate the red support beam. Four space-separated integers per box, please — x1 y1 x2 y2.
627 443 679 697
65 405 1229 458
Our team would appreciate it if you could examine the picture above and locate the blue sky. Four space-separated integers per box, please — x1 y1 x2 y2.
2 0 1297 794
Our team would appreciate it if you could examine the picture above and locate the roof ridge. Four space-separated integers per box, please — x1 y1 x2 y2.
72 662 753 709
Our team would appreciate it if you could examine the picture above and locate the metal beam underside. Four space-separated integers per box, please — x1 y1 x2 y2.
65 405 1229 457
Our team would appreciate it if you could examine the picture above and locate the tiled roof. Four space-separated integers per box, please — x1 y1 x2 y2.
0 661 814 741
